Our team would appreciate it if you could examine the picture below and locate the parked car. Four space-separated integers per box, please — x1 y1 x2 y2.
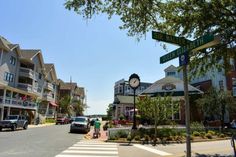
0 115 28 131
56 116 69 125
69 117 76 123
70 116 90 133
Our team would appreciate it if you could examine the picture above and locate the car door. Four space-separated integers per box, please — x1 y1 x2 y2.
18 116 24 127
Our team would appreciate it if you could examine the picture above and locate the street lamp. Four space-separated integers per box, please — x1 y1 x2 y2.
128 73 140 130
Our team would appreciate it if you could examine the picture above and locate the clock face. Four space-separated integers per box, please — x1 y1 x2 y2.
129 78 140 88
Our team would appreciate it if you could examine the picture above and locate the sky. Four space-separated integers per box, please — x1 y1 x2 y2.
0 0 179 115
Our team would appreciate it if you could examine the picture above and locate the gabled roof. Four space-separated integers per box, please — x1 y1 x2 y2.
20 49 45 72
114 95 135 104
60 82 77 90
164 65 177 72
0 36 21 55
141 76 203 96
44 63 57 82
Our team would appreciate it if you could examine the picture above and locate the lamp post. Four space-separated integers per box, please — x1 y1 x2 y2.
128 73 140 130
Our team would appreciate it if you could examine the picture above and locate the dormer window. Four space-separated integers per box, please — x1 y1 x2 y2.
167 71 176 76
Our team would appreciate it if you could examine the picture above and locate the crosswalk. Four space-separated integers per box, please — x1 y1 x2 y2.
55 141 119 157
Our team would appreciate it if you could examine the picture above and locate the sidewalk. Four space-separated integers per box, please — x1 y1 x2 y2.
84 121 108 141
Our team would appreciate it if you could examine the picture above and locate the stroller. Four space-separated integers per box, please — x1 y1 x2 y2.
93 128 100 139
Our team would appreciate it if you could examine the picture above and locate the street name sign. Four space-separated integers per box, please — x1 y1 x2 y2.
160 34 218 64
152 31 191 46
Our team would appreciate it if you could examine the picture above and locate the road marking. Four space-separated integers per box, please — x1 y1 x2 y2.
63 150 118 154
55 141 119 157
133 144 172 156
68 146 117 150
56 155 118 157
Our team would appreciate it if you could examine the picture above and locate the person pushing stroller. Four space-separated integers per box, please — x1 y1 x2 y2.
93 118 101 138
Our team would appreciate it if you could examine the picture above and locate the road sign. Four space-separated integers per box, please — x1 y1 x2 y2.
160 34 215 64
179 52 189 66
152 31 191 46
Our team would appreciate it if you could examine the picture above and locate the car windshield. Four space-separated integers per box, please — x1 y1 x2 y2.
6 116 18 120
74 117 86 122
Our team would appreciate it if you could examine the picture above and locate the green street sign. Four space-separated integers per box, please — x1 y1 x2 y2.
160 34 214 64
152 31 191 46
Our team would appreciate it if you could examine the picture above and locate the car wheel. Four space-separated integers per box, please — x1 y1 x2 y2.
0 127 2 131
23 123 28 130
11 124 16 131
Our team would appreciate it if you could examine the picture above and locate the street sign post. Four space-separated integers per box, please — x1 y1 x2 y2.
160 34 215 64
153 32 220 157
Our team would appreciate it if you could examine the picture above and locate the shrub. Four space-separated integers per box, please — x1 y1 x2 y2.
192 131 200 137
190 122 205 132
218 133 225 138
207 130 216 136
116 130 128 138
45 118 55 123
206 133 213 139
134 135 141 141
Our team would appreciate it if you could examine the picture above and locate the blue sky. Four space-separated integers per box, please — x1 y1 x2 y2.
0 0 179 115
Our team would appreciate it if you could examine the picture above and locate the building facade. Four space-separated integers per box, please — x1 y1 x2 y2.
113 79 152 120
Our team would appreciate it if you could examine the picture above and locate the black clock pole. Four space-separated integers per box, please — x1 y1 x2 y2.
132 89 137 130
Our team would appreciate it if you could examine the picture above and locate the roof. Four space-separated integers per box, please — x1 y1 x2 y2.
141 76 203 96
114 95 136 104
21 49 40 59
75 87 85 97
60 82 77 90
164 65 177 72
44 63 57 81
0 36 20 52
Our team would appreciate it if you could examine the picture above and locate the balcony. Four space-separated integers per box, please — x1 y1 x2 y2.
45 82 54 91
19 67 34 79
17 83 33 92
0 96 37 110
43 93 54 101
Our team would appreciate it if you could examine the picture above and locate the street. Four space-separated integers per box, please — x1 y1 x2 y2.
0 125 235 157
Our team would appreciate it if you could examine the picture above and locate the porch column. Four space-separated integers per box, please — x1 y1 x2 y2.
115 104 118 120
10 91 13 104
0 107 4 120
7 107 10 116
45 102 50 118
3 88 6 105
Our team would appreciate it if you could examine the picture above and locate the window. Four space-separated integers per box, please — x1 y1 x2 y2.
219 80 224 90
167 71 176 76
38 73 42 79
4 72 14 82
10 56 16 65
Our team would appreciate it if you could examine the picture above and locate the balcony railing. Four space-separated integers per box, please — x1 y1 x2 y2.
43 93 54 101
0 96 37 109
17 83 33 92
19 67 34 79
45 82 54 91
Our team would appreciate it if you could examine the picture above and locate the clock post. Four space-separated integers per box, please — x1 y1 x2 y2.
128 73 140 130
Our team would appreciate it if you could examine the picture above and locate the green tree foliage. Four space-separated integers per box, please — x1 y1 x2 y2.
65 0 236 76
137 95 179 125
106 103 114 120
72 100 84 116
59 95 71 115
196 87 235 130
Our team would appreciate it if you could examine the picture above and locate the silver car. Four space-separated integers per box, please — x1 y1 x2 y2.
70 116 90 133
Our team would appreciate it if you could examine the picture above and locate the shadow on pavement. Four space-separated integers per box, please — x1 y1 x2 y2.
194 153 233 157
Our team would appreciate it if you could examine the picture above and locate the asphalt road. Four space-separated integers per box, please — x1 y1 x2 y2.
0 124 84 157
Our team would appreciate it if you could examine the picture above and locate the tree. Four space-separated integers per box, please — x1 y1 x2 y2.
106 103 114 120
137 95 179 138
65 0 236 76
72 100 84 116
196 87 236 130
58 95 71 116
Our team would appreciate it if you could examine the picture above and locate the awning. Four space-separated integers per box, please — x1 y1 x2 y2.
49 102 58 107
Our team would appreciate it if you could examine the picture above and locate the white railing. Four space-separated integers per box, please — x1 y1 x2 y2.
0 96 37 109
17 83 33 92
19 67 34 78
45 82 54 90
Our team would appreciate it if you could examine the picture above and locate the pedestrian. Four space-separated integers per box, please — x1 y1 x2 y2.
94 118 101 138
